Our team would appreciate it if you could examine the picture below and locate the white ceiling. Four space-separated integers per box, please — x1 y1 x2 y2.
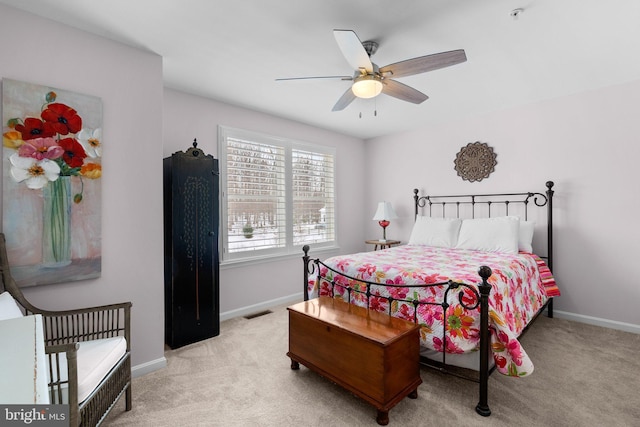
2 0 639 140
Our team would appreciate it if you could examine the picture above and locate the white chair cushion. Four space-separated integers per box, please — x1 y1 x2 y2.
50 336 127 403
0 291 24 320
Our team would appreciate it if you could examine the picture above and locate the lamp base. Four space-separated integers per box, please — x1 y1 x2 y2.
378 220 390 241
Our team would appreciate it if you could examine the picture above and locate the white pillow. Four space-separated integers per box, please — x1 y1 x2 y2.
455 216 520 254
519 220 535 253
0 291 24 320
408 217 462 248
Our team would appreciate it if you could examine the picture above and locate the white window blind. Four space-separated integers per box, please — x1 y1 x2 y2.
219 126 336 263
292 148 335 246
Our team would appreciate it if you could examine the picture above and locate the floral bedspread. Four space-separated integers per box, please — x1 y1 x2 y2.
307 245 559 377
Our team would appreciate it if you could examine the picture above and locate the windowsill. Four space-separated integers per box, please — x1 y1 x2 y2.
220 244 340 270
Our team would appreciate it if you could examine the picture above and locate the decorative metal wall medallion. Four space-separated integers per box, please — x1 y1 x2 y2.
454 142 497 182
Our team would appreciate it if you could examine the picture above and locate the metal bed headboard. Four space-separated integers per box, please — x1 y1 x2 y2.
413 180 555 272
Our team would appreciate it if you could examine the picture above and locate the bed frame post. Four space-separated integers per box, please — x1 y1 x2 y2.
546 181 554 272
413 188 419 219
546 181 555 318
475 265 493 417
302 245 311 301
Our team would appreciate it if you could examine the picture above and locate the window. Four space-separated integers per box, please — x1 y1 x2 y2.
218 126 336 263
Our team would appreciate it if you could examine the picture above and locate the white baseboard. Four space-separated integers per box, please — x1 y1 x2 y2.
553 310 640 335
220 293 303 322
132 356 167 378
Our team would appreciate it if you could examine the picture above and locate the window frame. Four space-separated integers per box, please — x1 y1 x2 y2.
218 125 338 265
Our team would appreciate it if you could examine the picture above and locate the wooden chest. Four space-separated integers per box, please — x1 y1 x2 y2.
287 297 422 425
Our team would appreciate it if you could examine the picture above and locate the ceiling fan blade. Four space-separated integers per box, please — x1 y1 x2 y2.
275 75 352 81
382 79 429 104
332 87 357 111
333 29 373 73
379 49 467 79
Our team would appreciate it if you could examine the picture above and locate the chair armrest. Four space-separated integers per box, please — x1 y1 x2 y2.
46 343 79 354
39 302 132 349
46 343 79 409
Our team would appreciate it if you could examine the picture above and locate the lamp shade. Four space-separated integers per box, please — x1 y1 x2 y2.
352 75 383 99
372 201 398 221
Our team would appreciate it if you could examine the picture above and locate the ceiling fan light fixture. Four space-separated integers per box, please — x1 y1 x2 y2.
352 75 383 99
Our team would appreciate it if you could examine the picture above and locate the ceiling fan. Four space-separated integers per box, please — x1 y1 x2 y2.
276 29 467 112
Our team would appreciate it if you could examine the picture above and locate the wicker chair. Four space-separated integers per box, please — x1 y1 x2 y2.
0 233 132 426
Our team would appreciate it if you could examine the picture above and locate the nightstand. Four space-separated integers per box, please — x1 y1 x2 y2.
365 239 401 251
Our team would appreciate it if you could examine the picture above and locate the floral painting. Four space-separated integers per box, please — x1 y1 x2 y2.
2 79 102 287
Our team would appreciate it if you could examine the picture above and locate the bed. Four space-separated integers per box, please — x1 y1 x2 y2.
301 181 559 416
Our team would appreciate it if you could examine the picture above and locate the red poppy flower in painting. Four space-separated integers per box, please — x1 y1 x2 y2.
58 137 87 168
5 90 101 206
41 102 82 135
14 117 55 140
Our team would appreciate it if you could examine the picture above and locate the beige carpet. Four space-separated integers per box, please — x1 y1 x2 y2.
104 304 640 426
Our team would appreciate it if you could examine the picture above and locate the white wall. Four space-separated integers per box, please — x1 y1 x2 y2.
163 88 366 315
0 5 165 369
365 79 640 327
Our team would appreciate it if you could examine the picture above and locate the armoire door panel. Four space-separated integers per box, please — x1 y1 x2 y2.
164 140 219 349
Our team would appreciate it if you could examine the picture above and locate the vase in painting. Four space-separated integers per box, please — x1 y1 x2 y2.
42 176 72 267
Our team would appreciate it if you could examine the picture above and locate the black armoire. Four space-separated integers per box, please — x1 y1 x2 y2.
163 140 220 349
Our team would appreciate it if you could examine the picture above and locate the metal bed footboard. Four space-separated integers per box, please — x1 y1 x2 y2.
302 245 494 416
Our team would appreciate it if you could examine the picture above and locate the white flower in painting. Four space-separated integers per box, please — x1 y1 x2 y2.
9 153 60 189
77 127 102 158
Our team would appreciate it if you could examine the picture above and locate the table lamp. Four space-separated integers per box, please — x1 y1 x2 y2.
372 201 398 242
